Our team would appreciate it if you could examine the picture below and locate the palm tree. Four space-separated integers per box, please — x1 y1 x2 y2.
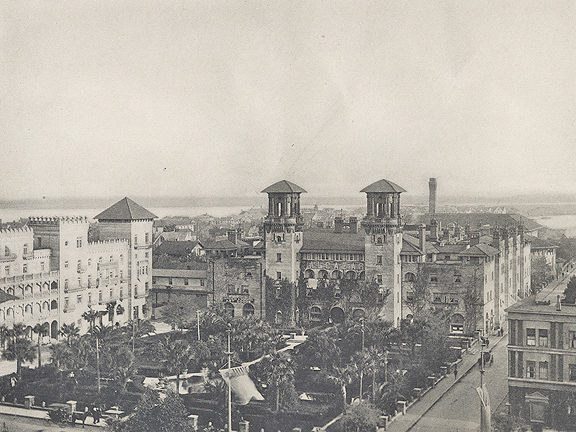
157 336 192 394
0 324 10 351
106 301 116 324
3 335 36 379
32 323 49 368
58 323 80 346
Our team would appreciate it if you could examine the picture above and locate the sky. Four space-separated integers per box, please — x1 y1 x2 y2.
1 0 575 201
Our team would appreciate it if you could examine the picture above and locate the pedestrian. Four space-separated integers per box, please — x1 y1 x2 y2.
82 406 89 427
489 354 494 367
454 366 458 380
486 338 490 348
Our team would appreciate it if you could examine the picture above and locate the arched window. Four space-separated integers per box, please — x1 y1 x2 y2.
43 301 49 312
7 288 14 296
243 303 254 317
318 270 329 279
25 304 32 315
4 246 9 257
50 300 58 310
345 271 356 280
51 281 58 291
331 270 342 280
450 313 465 334
23 244 28 255
6 308 13 318
224 302 235 317
275 310 282 325
404 272 416 282
352 309 365 321
304 269 315 279
310 306 322 323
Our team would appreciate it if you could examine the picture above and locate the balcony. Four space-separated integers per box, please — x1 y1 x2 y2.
63 304 76 313
77 266 87 274
22 252 34 260
133 244 151 250
0 254 17 263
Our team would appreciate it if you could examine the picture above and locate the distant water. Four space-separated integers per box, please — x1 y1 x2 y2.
0 206 260 222
0 204 363 223
535 215 576 237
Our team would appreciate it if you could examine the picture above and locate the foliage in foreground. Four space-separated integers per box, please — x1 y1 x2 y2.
110 389 195 432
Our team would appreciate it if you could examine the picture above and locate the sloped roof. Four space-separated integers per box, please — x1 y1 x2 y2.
300 230 365 252
261 180 307 194
161 232 191 242
156 240 203 256
202 238 250 251
421 213 541 232
459 243 499 256
94 197 157 221
401 233 439 255
436 244 470 254
360 179 406 193
525 235 558 250
0 290 19 304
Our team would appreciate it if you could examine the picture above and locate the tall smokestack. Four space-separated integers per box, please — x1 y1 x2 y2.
429 178 437 219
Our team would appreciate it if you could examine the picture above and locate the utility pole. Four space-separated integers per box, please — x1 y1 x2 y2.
359 319 365 402
226 324 232 432
480 338 485 432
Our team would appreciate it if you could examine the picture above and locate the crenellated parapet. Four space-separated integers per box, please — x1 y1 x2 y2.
28 216 89 225
0 226 31 236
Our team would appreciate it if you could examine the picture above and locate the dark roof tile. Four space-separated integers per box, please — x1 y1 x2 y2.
94 197 157 220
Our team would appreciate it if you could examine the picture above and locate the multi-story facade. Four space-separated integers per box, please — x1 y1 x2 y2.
0 224 60 338
507 296 576 430
262 179 404 327
261 178 532 335
0 197 156 337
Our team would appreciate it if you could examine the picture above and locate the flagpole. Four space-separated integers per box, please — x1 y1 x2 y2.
227 324 232 432
480 337 485 432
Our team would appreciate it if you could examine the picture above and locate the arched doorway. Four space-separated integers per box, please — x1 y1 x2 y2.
330 307 345 324
242 303 254 317
304 269 315 279
224 302 235 317
450 313 465 334
352 309 365 321
50 320 58 339
309 306 322 325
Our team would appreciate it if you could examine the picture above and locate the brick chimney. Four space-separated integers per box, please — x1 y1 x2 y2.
349 217 358 234
227 230 237 244
334 217 343 233
419 224 426 255
429 178 437 219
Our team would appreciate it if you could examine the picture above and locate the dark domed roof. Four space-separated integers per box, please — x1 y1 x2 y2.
360 179 406 193
261 180 307 194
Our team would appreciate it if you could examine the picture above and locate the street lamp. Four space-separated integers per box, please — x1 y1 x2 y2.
196 310 201 341
226 323 232 432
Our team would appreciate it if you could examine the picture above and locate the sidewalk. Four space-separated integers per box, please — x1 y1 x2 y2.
0 403 108 428
384 331 507 432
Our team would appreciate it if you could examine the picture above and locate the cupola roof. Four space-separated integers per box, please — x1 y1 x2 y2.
94 197 157 221
261 180 307 194
360 179 406 193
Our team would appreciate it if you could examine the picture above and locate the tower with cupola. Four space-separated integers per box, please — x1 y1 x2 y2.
360 179 405 326
262 180 306 284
